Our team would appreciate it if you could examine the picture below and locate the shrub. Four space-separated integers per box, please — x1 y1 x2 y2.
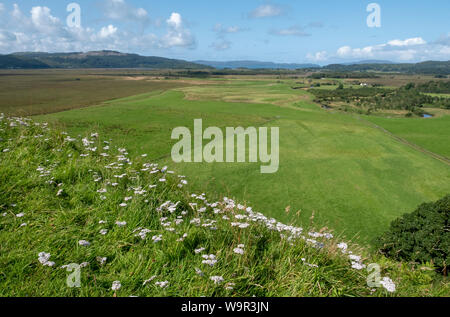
375 195 450 275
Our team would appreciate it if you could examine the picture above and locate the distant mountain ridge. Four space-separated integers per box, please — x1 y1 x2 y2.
323 60 450 75
194 60 320 69
0 51 209 69
0 51 449 74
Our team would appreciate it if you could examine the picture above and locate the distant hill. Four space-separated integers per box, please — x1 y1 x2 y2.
0 51 209 69
0 51 448 75
343 60 394 65
0 54 50 69
194 60 320 69
323 61 450 75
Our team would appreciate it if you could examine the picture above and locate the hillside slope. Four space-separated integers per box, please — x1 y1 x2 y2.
38 82 450 243
1 51 209 69
0 115 448 296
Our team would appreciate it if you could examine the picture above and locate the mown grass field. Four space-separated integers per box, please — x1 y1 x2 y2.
365 115 450 158
35 78 450 244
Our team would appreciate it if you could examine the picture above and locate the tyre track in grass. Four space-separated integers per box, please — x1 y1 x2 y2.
355 115 450 166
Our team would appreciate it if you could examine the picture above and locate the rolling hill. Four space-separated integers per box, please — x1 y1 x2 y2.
194 60 320 69
0 51 209 70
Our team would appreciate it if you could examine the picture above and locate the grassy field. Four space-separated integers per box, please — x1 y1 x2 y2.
35 78 450 244
0 69 193 116
365 115 450 158
1 116 447 297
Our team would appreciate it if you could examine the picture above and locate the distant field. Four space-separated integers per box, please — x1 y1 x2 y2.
424 93 450 98
365 115 450 158
36 79 450 244
0 69 192 116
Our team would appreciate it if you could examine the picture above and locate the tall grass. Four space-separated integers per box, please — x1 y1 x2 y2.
0 114 448 297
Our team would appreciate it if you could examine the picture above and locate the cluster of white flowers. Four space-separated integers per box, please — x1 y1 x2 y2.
134 228 152 240
210 276 224 284
233 244 245 255
155 281 169 289
380 277 396 293
0 120 400 296
38 252 55 267
78 240 90 247
202 254 218 266
111 281 121 291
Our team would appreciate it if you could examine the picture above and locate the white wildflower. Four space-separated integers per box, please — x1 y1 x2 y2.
380 277 396 293
38 252 55 267
202 254 217 266
97 257 107 265
143 276 157 285
351 262 366 270
155 281 169 289
111 281 121 291
78 240 90 247
337 242 348 253
225 283 235 290
152 235 163 243
195 247 206 254
210 276 224 284
195 268 204 276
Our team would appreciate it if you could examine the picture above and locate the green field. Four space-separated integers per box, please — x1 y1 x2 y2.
3 116 447 296
36 79 450 244
365 115 450 158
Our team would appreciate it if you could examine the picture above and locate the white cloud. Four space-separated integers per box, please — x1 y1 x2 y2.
306 51 328 62
0 4 195 54
98 25 117 39
161 12 196 49
30 6 62 34
387 37 426 47
249 4 283 18
214 24 245 34
307 37 450 63
210 24 247 52
210 39 231 51
270 26 310 37
101 0 149 25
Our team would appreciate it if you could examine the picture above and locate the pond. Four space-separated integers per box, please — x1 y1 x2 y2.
422 114 433 118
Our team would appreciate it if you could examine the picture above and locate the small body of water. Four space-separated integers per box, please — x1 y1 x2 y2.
422 114 433 118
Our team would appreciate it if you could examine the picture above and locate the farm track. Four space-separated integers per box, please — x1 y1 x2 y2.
356 115 450 166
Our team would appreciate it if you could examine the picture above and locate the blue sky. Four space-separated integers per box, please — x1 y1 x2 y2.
0 0 449 64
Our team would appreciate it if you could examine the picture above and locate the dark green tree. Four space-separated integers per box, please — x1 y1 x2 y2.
375 195 450 275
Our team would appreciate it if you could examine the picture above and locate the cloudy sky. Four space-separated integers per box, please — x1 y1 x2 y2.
0 0 449 64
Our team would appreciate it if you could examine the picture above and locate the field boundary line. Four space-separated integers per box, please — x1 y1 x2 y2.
355 115 450 166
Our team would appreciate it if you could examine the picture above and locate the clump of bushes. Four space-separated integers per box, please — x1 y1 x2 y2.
375 195 450 275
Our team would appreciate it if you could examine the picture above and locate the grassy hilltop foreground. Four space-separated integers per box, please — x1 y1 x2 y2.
0 115 448 297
